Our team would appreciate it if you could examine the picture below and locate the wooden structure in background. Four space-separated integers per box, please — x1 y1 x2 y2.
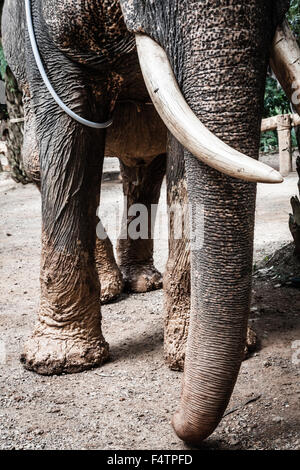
261 113 300 177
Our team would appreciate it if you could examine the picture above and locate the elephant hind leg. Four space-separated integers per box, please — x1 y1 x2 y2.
117 154 166 293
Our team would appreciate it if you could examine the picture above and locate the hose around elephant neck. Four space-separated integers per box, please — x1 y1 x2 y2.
25 0 113 129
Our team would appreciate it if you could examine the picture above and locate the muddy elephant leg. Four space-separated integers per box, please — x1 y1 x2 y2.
21 89 122 306
21 93 109 374
21 87 123 305
117 154 166 292
95 235 124 304
164 136 190 370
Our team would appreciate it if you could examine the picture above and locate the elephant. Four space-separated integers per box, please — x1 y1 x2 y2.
2 0 299 444
1 1 258 371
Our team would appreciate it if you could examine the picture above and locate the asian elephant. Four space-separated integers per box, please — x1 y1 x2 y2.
2 0 299 444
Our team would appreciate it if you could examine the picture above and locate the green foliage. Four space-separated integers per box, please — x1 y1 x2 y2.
263 76 290 119
260 0 300 153
0 42 18 95
0 43 7 81
287 0 300 41
260 77 291 153
0 41 9 119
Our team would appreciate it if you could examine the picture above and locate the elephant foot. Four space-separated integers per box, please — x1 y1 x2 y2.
165 351 185 372
244 326 257 359
120 263 163 293
164 313 189 372
95 236 124 304
20 325 109 375
100 268 124 304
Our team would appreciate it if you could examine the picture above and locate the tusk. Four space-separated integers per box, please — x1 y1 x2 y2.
270 19 300 116
135 33 283 184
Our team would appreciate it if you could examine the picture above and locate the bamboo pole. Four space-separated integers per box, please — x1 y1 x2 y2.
261 113 300 177
261 113 300 132
277 114 292 177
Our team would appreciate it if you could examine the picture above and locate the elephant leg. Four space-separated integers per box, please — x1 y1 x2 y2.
117 154 166 293
21 93 124 305
21 82 110 374
22 84 40 187
164 136 190 371
95 235 124 304
21 84 122 305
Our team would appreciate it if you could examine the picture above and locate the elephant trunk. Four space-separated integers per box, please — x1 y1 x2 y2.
172 164 256 442
169 2 272 443
128 0 291 444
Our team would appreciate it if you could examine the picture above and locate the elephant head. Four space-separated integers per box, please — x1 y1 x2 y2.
119 0 296 443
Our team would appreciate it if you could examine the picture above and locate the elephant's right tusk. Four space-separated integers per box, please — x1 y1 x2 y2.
135 34 283 184
270 19 300 116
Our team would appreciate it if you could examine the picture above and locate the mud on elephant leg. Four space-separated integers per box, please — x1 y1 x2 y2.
95 235 124 304
21 90 123 305
117 154 166 293
164 236 190 371
22 235 109 375
164 136 190 371
21 110 109 375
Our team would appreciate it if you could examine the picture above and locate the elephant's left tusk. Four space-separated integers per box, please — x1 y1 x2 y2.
135 33 283 184
270 19 300 116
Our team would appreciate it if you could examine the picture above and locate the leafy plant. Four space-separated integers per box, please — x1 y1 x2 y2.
287 0 300 41
260 0 300 153
0 42 7 81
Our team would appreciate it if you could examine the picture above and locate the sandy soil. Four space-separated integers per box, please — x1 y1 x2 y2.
0 153 299 450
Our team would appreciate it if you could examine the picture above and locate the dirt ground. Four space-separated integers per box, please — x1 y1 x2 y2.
0 153 299 450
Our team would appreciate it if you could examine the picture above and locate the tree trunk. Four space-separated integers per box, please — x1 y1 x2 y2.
3 66 30 183
289 154 300 259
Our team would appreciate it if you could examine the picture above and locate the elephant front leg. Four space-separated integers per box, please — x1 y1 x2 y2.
21 118 109 375
163 136 190 370
117 155 166 293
